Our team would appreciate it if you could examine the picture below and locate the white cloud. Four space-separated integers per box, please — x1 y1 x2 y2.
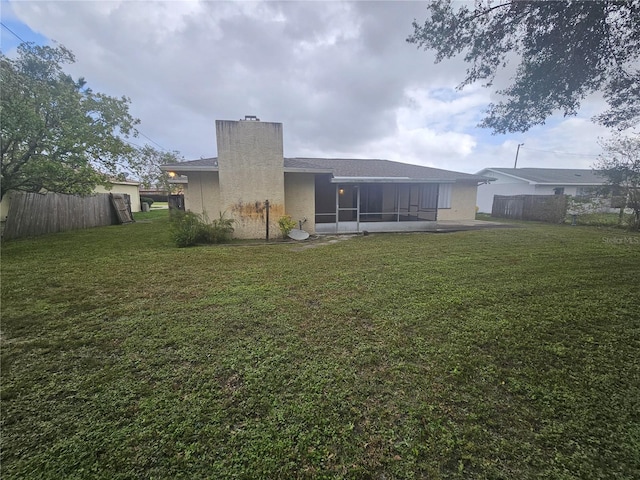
7 0 620 174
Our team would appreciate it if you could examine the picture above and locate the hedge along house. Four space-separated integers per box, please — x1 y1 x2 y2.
161 117 492 239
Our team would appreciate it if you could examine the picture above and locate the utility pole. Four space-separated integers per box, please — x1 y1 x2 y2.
514 143 524 168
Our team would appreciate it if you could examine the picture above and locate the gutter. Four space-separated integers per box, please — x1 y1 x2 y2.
160 165 218 173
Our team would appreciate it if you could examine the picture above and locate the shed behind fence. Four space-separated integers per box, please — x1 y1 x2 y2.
492 194 567 223
3 192 131 239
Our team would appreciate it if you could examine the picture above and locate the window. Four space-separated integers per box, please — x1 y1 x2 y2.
438 184 452 209
421 185 438 209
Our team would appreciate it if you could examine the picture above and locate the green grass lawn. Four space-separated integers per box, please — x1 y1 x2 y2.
2 212 639 479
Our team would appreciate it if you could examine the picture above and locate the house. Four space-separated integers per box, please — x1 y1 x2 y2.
94 179 142 213
475 167 608 213
160 117 492 239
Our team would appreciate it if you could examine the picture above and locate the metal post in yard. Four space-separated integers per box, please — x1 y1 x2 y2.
265 199 270 241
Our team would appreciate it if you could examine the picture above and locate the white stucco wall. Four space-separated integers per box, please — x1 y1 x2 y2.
94 182 141 212
533 185 579 196
217 119 285 239
477 183 535 213
183 172 221 219
438 182 479 221
284 173 316 235
477 182 582 213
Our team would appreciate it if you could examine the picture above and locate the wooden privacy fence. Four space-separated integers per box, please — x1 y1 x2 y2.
491 194 567 223
3 192 133 240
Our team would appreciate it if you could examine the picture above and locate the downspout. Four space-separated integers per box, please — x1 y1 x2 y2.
200 176 205 214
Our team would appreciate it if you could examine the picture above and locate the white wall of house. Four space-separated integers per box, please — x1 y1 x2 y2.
438 182 479 221
94 182 141 212
477 183 535 213
284 172 316 235
184 172 221 219
533 185 580 196
478 182 586 213
476 170 599 213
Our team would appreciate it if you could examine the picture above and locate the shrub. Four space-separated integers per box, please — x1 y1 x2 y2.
170 211 210 247
169 211 234 247
211 212 235 243
140 196 154 206
278 215 296 238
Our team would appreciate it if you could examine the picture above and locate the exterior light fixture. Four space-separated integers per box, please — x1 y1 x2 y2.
339 188 344 195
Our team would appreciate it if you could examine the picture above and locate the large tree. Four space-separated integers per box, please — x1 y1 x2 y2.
407 0 640 134
595 134 640 230
134 145 183 192
1 43 140 200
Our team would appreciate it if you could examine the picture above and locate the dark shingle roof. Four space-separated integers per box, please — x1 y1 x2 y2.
162 156 490 182
286 158 487 182
479 168 606 185
160 157 218 170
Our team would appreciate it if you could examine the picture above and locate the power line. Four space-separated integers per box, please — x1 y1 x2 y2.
0 22 26 43
0 23 174 156
122 138 145 149
137 131 169 152
124 134 175 154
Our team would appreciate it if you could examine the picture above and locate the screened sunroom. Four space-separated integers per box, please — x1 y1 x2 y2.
314 173 453 234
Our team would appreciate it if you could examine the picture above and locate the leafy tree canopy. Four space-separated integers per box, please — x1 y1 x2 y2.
596 134 640 230
407 0 640 134
1 43 178 200
134 145 183 192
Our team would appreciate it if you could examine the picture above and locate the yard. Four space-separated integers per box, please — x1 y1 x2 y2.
1 211 639 479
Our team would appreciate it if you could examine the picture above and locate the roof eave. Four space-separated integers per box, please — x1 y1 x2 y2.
330 176 456 184
107 181 140 186
533 182 605 186
483 169 532 183
160 165 219 173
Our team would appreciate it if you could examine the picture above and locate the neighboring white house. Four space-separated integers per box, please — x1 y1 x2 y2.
475 168 608 213
161 117 493 239
94 179 142 213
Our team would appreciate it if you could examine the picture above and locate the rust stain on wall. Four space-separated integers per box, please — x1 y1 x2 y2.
230 201 285 221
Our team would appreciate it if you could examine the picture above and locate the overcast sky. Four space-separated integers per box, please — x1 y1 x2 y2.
1 0 620 174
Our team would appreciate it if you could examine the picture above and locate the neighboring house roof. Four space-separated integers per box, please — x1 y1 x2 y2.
476 168 606 185
161 157 491 183
105 176 140 186
108 180 140 187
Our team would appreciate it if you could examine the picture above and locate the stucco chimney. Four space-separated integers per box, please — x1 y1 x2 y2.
216 118 285 239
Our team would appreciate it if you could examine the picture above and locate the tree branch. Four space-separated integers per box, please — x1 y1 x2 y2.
469 1 514 21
